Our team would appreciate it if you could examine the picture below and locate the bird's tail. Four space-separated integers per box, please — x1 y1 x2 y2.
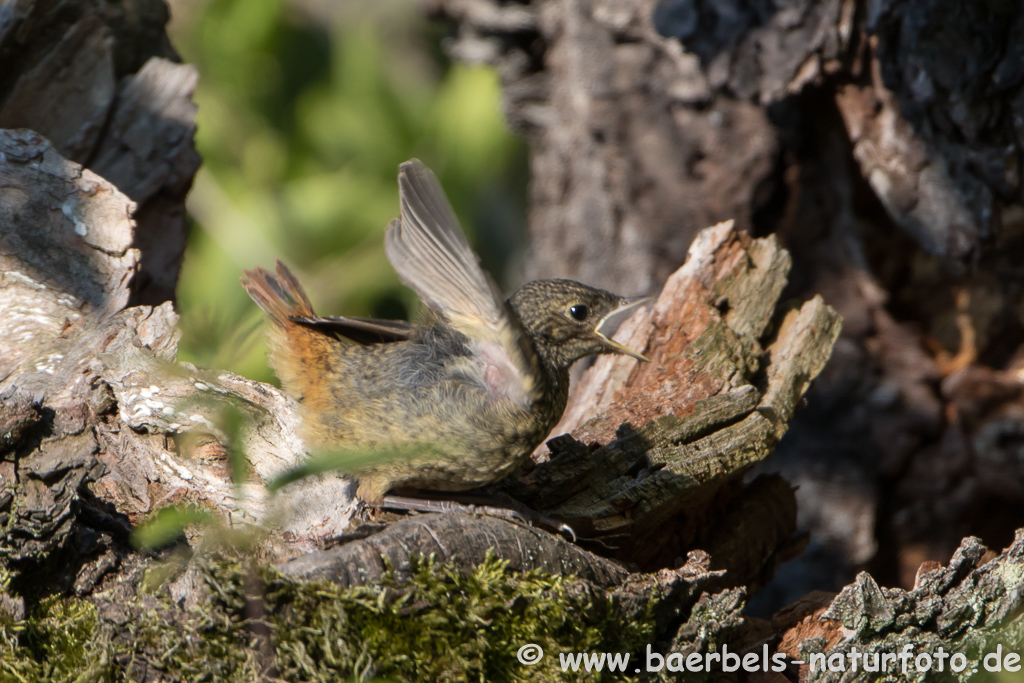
241 261 334 420
241 260 316 327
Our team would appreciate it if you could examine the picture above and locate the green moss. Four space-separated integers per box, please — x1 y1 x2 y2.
0 596 109 682
0 552 655 682
264 553 654 681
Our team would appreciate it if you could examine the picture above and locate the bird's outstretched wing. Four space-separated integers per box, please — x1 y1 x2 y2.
385 159 541 404
385 160 505 327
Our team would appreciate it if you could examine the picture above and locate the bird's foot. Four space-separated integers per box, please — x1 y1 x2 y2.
380 494 576 541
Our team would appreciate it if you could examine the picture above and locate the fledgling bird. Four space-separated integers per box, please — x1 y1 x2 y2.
242 160 649 505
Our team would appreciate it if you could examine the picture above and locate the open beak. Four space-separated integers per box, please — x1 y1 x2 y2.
595 297 654 362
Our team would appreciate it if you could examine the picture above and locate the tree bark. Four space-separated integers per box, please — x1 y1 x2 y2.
431 0 1024 676
3 0 1024 678
0 0 198 306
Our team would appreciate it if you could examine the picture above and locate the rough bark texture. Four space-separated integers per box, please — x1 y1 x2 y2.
279 514 634 588
3 0 1024 678
430 0 1024 675
478 0 782 297
0 0 199 305
771 531 1024 682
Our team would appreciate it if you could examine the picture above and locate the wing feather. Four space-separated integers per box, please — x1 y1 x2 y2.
290 315 413 345
384 159 540 404
385 160 505 325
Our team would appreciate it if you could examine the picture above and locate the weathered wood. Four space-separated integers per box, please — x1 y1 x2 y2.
834 0 1024 267
0 130 138 389
10 0 1024 676
431 0 782 296
432 0 1024 610
0 0 197 305
279 514 632 588
493 223 841 573
0 130 138 594
90 57 201 305
774 531 1024 682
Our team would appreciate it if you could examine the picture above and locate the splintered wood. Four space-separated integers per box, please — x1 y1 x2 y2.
505 220 840 568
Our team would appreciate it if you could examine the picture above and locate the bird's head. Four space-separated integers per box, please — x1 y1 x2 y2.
508 279 651 370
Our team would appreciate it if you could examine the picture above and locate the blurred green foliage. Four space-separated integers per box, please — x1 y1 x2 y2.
170 0 526 383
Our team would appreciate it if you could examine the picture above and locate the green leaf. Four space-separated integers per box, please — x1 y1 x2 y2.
131 505 216 551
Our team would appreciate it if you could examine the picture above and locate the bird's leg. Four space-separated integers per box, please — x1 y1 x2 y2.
380 493 576 541
472 492 577 542
380 495 528 523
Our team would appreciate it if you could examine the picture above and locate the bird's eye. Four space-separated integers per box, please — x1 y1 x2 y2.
569 304 589 321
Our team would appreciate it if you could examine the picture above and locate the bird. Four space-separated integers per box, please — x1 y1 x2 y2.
241 159 650 509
